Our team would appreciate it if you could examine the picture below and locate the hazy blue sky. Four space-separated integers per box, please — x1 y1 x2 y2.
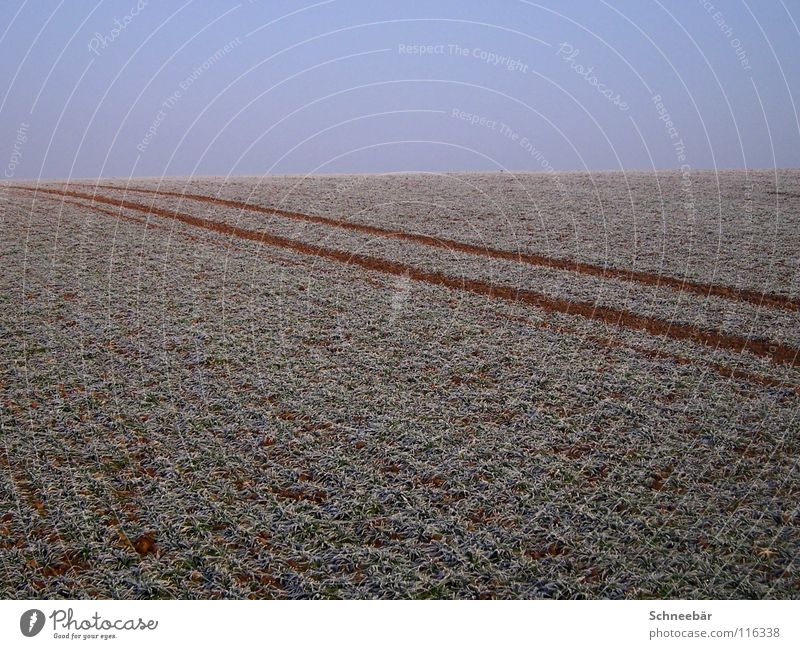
1 0 799 179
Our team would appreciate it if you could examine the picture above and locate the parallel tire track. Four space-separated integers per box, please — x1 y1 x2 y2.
500 312 798 393
14 185 800 367
28 192 797 392
26 196 800 395
79 182 800 313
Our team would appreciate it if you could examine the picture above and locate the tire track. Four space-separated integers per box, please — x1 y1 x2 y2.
17 189 800 390
78 182 800 313
56 197 170 232
13 185 800 367
497 312 798 393
17 192 341 270
40 192 798 390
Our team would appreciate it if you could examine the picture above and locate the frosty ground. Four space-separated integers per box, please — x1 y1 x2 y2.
1 170 798 598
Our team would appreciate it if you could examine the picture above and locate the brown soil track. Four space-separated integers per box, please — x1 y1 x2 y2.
30 194 312 265
499 312 798 393
56 197 167 231
31 192 798 393
13 185 800 367
77 182 800 313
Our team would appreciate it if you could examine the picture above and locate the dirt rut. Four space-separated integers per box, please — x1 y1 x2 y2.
79 182 800 312
14 185 800 367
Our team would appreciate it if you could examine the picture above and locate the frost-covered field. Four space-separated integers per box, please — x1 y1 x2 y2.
1 171 798 598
